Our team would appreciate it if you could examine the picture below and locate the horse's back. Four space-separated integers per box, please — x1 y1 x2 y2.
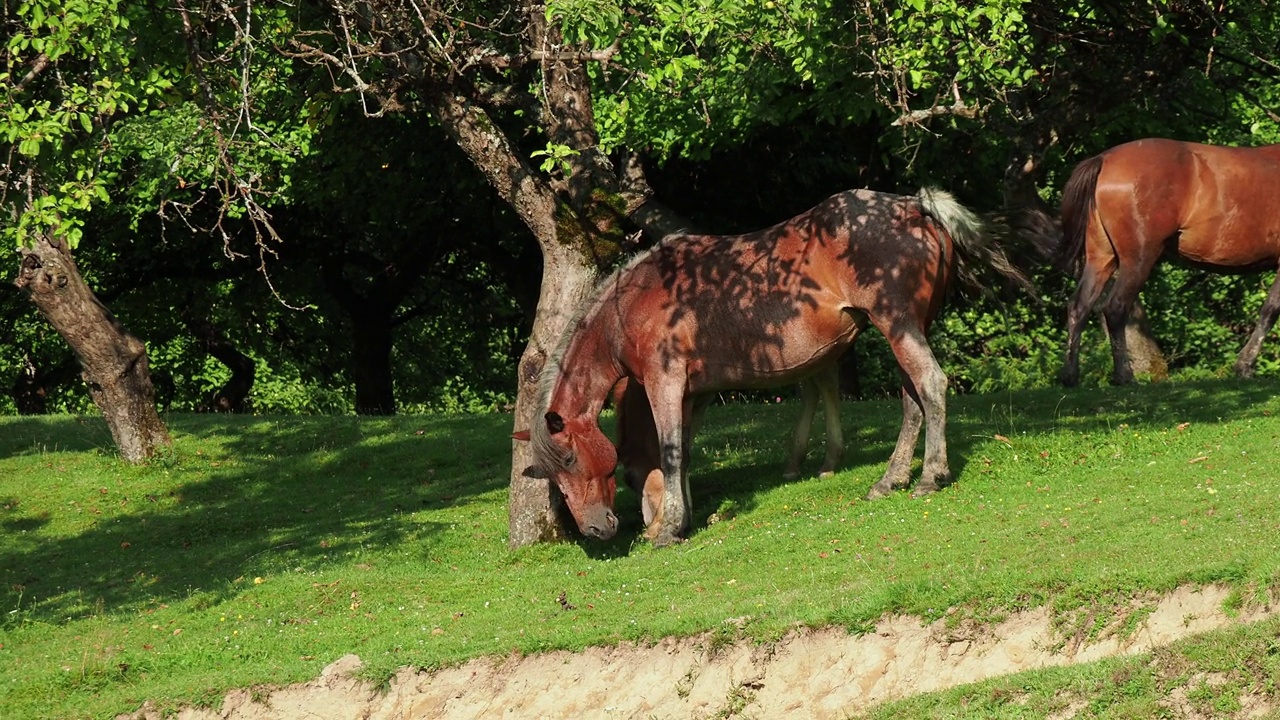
1096 139 1280 266
611 189 946 390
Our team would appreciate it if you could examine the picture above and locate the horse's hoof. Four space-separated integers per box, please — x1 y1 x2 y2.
782 471 801 481
817 470 835 478
650 531 684 548
864 485 892 500
911 483 939 498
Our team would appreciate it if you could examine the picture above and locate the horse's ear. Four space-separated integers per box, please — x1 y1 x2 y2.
545 411 565 434
522 464 550 479
512 429 531 442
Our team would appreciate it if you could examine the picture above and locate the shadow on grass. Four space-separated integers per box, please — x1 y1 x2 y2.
0 413 515 625
676 374 1280 540
3 375 1279 622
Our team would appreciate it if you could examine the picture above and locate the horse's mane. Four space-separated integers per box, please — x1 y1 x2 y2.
530 242 671 474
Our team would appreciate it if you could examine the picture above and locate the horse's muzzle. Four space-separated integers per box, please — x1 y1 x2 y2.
583 509 619 540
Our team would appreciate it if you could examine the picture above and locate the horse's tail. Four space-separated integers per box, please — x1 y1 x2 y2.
1056 153 1104 276
916 187 1036 298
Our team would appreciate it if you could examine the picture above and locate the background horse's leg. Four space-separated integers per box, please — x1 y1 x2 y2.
784 364 844 479
814 363 844 477
1100 255 1162 387
783 377 821 480
1234 267 1280 377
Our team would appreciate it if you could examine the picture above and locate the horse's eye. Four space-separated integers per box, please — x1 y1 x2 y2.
565 451 577 468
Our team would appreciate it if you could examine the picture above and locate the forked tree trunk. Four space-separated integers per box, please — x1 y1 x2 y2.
186 317 256 412
15 234 171 462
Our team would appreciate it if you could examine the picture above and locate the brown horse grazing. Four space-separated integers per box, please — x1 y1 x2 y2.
1051 138 1280 387
517 187 1031 546
612 363 843 540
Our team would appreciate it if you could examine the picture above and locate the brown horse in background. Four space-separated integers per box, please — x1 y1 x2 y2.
612 363 843 540
516 187 1031 546
1050 138 1280 386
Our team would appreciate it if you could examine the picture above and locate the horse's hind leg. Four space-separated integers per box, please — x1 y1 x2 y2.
866 328 949 499
864 384 922 500
1101 256 1162 386
1062 253 1116 387
1235 268 1280 378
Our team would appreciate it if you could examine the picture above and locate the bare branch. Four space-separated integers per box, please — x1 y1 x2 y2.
13 53 51 92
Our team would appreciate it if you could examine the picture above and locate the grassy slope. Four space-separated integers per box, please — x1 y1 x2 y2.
2 377 1279 718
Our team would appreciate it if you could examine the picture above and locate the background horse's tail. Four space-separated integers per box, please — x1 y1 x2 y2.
1056 153 1104 276
916 187 1036 298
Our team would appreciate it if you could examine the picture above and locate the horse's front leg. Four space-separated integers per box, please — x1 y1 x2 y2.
783 376 821 480
814 363 844 477
645 384 695 547
1235 266 1280 378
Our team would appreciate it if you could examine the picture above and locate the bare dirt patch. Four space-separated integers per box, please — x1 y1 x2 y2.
120 585 1274 720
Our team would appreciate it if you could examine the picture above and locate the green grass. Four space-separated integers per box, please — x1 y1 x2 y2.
3 376 1280 718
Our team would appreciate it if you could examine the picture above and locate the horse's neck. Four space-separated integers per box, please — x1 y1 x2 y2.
548 325 623 419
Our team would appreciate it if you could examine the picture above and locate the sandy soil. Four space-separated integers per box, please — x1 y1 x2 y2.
119 585 1275 720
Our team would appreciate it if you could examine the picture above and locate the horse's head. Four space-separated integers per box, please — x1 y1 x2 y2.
515 410 619 540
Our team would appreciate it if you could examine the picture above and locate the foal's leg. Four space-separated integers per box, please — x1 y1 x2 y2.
1235 267 1280 378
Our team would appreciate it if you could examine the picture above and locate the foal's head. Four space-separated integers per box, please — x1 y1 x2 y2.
517 410 619 540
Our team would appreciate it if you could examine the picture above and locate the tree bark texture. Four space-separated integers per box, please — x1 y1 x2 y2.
1123 302 1169 381
15 235 171 462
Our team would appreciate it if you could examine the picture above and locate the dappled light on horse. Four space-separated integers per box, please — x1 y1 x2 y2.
514 188 1032 546
1046 138 1280 386
612 366 844 541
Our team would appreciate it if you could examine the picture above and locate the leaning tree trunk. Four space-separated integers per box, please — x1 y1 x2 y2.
15 234 171 462
423 88 592 547
1123 302 1169 381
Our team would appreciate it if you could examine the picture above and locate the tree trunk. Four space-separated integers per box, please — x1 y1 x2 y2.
186 318 256 413
351 311 396 416
1123 302 1169 381
11 355 79 415
15 234 171 462
411 13 695 548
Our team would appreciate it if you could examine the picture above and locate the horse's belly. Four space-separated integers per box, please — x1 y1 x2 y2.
1176 223 1280 268
690 319 861 391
